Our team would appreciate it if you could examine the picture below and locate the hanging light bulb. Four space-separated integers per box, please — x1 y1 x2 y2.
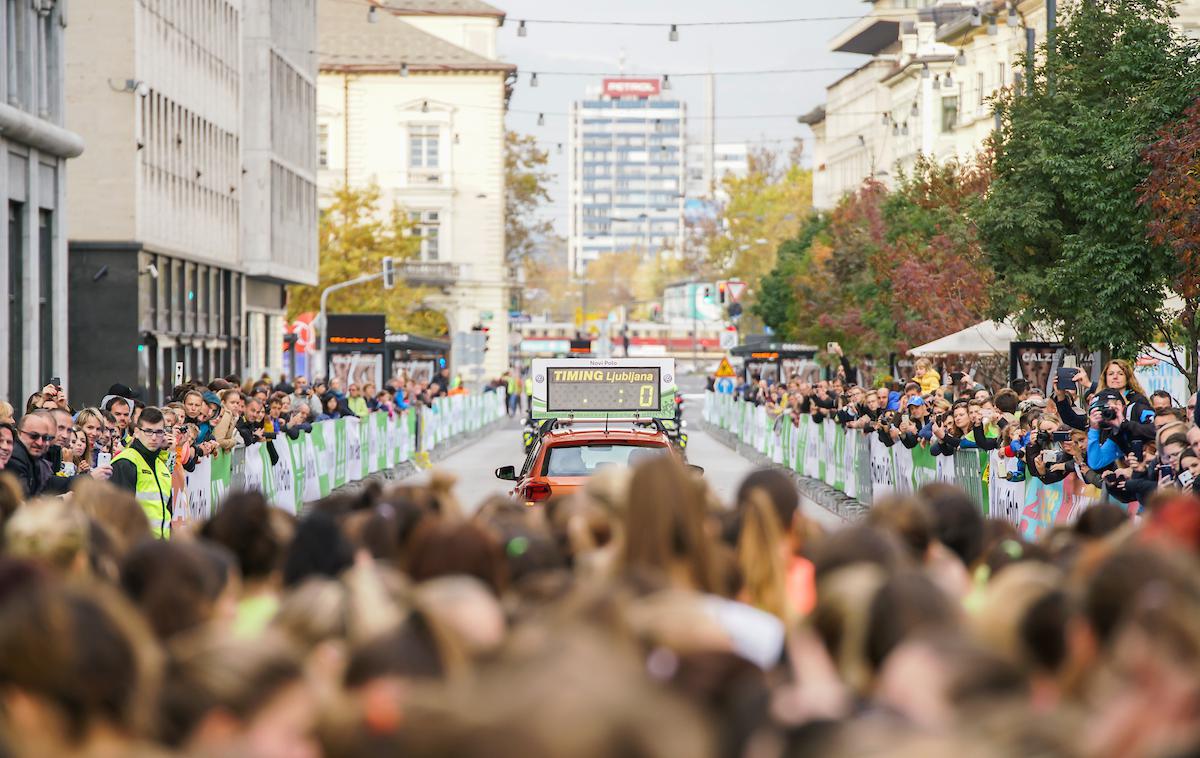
945 71 954 87
921 63 931 79
933 75 941 90
669 24 679 41
662 74 671 90
556 143 563 154
1008 2 1018 21
367 4 378 23
910 100 919 117
892 123 900 136
400 62 409 77
537 113 545 126
970 6 981 25
530 72 539 87
880 111 890 126
518 19 527 36
956 49 966 66
987 16 998 34
421 100 429 112
901 121 910 136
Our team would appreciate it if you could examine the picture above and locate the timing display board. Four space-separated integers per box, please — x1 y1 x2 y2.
531 358 676 420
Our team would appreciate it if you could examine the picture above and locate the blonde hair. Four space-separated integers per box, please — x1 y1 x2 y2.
736 487 789 621
4 497 90 573
0 400 13 425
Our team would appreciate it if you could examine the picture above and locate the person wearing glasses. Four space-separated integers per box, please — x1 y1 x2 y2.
6 411 112 497
110 407 173 539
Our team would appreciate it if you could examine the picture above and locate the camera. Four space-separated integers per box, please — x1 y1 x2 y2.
1180 469 1195 489
1099 407 1118 421
1041 449 1066 465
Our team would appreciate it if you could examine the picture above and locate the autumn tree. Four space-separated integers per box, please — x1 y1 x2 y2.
1139 97 1200 389
505 130 555 269
288 184 445 337
698 149 812 289
756 155 992 360
978 0 1200 359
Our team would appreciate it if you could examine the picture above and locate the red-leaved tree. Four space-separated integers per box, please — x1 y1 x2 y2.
1139 97 1200 390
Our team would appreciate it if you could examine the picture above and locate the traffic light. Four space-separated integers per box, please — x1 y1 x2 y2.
717 280 728 305
702 285 712 303
382 256 396 289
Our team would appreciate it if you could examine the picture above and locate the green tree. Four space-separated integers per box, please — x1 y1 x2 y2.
753 214 828 339
288 184 445 336
978 0 1200 358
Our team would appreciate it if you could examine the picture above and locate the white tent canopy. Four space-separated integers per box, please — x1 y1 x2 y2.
908 320 1020 357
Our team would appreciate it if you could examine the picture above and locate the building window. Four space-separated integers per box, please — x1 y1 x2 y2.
8 202 23 399
409 210 440 261
408 124 440 181
941 96 958 132
318 122 329 168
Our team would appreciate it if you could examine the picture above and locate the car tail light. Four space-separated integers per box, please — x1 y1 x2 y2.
523 482 552 502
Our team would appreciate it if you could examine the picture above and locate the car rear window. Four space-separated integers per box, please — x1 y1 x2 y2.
542 443 667 476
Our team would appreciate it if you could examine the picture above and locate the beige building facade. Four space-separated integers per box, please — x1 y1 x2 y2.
318 0 513 380
805 0 1197 210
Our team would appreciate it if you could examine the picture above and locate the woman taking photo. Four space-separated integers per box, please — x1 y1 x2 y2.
930 401 999 456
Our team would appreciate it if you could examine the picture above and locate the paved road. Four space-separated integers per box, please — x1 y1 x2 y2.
419 392 843 530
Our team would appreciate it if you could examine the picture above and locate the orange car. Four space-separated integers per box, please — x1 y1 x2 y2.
495 422 678 504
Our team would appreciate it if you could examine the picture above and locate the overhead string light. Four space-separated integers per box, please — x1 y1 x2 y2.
367 4 378 23
662 74 671 90
669 24 679 41
956 48 966 66
517 19 527 36
400 62 409 77
537 112 545 126
530 71 539 87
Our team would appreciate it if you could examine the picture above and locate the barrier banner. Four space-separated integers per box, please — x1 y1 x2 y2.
702 392 1126 540
169 399 502 527
185 456 213 523
333 419 348 489
869 437 896 499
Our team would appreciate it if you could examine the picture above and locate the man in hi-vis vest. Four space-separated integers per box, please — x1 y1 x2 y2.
110 407 173 538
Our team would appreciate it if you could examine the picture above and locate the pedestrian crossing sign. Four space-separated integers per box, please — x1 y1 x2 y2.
715 358 736 378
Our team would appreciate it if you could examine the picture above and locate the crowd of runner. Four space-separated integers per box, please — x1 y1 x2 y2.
734 354 1200 508
0 364 1195 756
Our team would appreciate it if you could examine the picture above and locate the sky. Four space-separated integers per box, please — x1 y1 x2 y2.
494 0 870 234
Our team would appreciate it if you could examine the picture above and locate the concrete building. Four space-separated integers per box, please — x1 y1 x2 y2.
0 0 83 405
242 0 319 380
686 141 750 202
317 0 514 379
567 78 686 276
65 0 319 404
803 0 1199 210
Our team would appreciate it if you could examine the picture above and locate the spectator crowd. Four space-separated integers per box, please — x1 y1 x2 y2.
729 348 1200 509
0 366 474 502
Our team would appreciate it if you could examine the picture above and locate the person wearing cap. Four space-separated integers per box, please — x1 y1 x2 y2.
897 395 930 449
1086 389 1137 471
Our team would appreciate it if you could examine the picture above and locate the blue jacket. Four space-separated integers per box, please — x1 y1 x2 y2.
1087 428 1124 470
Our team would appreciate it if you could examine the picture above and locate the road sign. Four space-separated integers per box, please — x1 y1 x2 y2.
715 376 735 394
718 329 738 350
715 357 736 377
725 280 747 302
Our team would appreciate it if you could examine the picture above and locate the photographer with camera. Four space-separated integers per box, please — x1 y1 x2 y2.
1085 389 1151 486
896 395 931 449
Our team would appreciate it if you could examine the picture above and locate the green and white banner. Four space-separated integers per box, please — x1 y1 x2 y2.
704 392 1129 539
181 393 505 523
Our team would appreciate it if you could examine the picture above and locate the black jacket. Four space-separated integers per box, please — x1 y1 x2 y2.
7 439 70 497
